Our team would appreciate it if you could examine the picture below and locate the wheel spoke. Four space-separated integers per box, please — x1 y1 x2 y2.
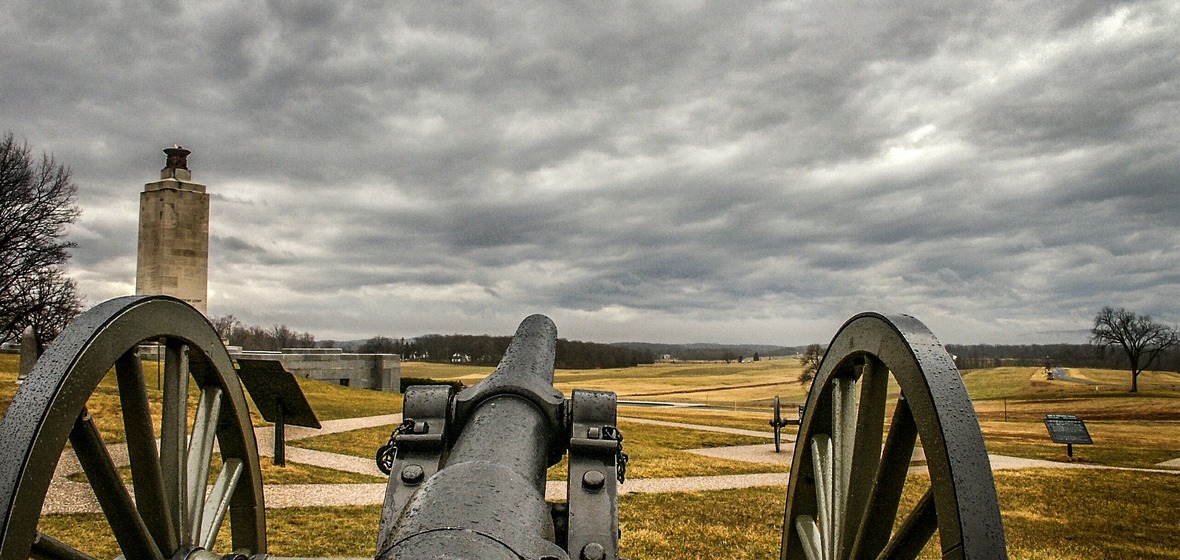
187 385 223 541
69 409 164 560
114 350 178 553
809 433 834 558
199 458 243 549
832 376 857 559
0 297 267 560
160 340 190 547
878 488 937 560
782 313 1007 560
31 532 98 560
841 358 888 558
794 515 824 560
850 396 918 559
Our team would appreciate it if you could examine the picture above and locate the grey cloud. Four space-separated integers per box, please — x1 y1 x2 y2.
5 1 1179 344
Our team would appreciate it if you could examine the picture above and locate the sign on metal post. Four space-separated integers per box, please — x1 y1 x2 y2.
1044 414 1092 458
237 358 321 466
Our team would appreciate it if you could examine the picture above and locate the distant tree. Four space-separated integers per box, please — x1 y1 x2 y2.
12 268 83 353
209 315 315 351
1091 306 1179 393
358 335 400 354
269 324 314 349
270 324 296 348
753 352 760 362
0 132 83 350
798 344 824 385
211 314 239 341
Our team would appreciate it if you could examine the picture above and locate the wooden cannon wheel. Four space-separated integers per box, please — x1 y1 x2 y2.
781 313 1007 560
0 296 266 559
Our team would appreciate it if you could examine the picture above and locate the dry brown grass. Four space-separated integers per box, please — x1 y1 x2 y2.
17 352 1180 558
293 419 780 481
980 419 1180 467
619 404 799 434
402 359 811 404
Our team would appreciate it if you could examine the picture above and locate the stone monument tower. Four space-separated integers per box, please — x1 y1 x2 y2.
135 146 210 314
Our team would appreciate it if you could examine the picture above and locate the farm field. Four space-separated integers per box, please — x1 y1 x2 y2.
4 352 1180 558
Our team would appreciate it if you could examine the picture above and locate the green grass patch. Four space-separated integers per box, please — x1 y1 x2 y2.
291 424 393 460
400 361 493 381
277 375 403 421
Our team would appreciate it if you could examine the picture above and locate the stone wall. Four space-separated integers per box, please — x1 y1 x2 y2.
232 348 401 392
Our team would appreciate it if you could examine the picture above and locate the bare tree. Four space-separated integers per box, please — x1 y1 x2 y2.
12 268 83 352
211 314 239 341
0 132 82 348
798 343 824 385
1091 306 1179 393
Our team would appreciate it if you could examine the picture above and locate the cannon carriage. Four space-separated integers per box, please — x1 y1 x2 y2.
0 295 1006 559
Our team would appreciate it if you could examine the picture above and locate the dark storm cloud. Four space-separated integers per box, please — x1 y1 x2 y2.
3 1 1178 344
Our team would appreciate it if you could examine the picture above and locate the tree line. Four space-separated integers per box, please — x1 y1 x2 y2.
352 333 654 369
211 315 316 351
613 342 798 362
946 342 1180 372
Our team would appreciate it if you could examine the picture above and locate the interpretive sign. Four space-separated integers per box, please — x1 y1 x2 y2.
237 358 321 466
1044 413 1092 458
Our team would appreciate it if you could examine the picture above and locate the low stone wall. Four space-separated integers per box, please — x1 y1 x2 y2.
232 348 401 392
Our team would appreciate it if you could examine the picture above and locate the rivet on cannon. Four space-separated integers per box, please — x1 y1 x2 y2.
582 470 606 490
400 464 425 485
581 542 606 560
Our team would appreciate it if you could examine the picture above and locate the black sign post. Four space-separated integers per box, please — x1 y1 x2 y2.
1043 414 1093 458
237 358 321 466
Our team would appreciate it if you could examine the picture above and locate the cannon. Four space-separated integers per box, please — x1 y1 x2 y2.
0 295 1006 559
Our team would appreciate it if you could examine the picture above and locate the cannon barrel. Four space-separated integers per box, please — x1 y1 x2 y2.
376 314 579 560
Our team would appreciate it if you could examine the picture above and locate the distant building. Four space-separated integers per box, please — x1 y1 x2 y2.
233 347 401 392
136 146 209 314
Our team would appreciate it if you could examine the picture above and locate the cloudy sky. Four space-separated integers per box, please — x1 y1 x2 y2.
3 1 1177 346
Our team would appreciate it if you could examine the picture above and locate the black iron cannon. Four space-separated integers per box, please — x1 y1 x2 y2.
373 313 624 560
0 295 1007 559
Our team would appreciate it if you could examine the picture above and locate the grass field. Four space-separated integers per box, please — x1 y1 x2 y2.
36 468 1180 559
294 418 778 480
404 358 811 407
6 351 1180 558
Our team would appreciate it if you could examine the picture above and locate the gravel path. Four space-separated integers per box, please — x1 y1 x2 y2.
1156 457 1180 468
254 413 402 477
